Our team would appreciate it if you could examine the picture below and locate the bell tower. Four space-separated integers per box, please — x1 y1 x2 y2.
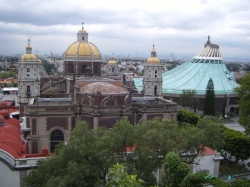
18 38 41 117
143 45 163 97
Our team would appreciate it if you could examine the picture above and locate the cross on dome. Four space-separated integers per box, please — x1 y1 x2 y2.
81 21 84 29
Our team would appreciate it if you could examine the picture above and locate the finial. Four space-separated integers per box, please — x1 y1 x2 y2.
208 35 210 39
81 21 84 30
28 33 31 46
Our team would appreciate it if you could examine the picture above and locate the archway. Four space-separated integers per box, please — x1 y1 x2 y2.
50 130 64 153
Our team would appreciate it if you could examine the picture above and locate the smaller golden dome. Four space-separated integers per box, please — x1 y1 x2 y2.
147 57 160 64
26 45 32 49
21 54 37 61
108 60 116 64
78 29 87 34
108 56 116 64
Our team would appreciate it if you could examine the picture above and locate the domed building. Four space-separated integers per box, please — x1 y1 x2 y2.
106 55 118 76
75 82 132 128
134 37 240 113
63 24 102 76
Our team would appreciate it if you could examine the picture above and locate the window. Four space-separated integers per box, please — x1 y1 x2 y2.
68 63 73 73
82 65 87 73
82 37 84 40
27 68 30 72
112 67 114 72
50 130 64 153
155 70 157 78
154 85 157 96
27 85 31 96
94 65 98 74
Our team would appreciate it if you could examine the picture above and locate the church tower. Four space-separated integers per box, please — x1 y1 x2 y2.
106 54 118 76
143 45 163 96
18 38 41 117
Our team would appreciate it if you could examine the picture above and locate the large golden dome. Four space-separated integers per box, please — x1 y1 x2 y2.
65 42 101 59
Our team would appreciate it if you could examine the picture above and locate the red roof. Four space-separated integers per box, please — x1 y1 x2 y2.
200 146 216 156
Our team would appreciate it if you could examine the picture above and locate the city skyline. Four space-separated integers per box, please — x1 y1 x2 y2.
0 0 250 59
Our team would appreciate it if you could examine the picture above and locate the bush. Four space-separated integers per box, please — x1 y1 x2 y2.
177 110 200 126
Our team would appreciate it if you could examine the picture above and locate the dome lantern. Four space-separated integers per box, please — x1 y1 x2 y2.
146 44 160 64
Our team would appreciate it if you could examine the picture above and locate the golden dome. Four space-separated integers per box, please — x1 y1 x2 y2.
65 42 101 59
108 60 116 64
78 29 87 34
147 57 160 64
21 54 37 61
108 56 116 64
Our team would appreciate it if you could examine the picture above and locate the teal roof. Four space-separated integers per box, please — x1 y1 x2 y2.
133 58 239 95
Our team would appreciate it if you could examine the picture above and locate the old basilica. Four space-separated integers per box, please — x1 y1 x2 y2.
17 25 177 154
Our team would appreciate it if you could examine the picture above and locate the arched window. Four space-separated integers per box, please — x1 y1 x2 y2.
154 85 157 96
112 67 114 72
68 63 74 73
50 130 64 153
27 85 31 96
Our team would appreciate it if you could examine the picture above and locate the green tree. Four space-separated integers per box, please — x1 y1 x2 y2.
24 117 225 187
25 121 114 186
177 110 200 126
235 72 250 134
42 59 57 75
164 152 189 187
106 163 146 187
204 78 215 116
179 89 198 112
221 126 250 163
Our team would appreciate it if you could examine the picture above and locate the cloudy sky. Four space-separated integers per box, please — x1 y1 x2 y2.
0 0 249 59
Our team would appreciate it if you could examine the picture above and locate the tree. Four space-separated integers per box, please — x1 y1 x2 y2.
204 78 215 116
221 126 250 163
24 117 225 187
179 89 198 112
106 163 146 187
164 152 189 187
25 121 115 186
235 72 250 134
177 110 200 126
42 59 57 75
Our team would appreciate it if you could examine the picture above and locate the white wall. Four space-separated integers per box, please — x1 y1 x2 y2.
193 155 215 175
0 161 20 187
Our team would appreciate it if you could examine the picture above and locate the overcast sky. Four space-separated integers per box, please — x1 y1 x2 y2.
0 0 249 59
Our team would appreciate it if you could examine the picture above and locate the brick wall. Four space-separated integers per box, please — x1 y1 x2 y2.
81 116 94 129
32 118 37 135
99 116 121 128
46 117 69 131
147 114 163 121
31 140 38 154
